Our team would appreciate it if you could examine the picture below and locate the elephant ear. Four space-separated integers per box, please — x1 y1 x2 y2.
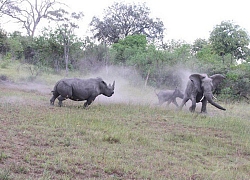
210 74 225 89
189 74 207 92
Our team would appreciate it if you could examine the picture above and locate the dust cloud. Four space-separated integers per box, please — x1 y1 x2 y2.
84 66 156 105
0 65 194 108
84 65 192 107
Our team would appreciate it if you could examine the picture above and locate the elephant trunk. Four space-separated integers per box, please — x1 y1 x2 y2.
205 94 226 111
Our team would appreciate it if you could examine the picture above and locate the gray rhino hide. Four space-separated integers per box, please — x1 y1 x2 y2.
50 77 115 107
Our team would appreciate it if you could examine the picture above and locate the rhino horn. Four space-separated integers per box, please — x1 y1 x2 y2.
112 81 115 90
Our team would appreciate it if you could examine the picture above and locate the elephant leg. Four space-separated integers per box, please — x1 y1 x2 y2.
57 95 67 107
179 97 189 110
201 100 207 113
189 98 196 112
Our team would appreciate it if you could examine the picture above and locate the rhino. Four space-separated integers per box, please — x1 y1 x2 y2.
50 77 115 107
155 87 184 107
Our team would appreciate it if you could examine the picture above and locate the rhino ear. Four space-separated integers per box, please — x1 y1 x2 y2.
101 81 107 86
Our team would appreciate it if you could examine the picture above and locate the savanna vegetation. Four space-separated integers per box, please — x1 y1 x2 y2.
0 0 250 179
0 63 250 179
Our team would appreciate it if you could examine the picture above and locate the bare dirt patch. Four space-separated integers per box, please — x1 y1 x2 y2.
0 80 52 95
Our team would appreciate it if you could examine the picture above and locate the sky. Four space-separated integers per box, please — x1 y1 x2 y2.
63 0 250 43
2 0 250 44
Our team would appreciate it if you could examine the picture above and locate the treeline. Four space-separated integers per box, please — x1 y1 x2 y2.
0 28 250 102
0 1 250 102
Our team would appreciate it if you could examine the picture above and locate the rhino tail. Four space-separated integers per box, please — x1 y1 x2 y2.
51 80 62 93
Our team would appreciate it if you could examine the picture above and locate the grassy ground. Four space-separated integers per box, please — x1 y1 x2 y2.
0 62 250 179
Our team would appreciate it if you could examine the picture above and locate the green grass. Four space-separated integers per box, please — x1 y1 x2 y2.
0 62 250 179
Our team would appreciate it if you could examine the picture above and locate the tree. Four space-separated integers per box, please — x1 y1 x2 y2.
209 20 250 64
0 28 9 54
34 20 84 73
161 39 186 52
1 0 64 37
111 34 147 64
0 0 9 14
34 28 64 69
90 2 164 44
79 37 109 73
53 11 84 75
7 31 27 59
192 38 208 54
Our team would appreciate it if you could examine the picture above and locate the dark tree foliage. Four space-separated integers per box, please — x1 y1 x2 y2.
192 38 208 54
111 34 147 64
0 28 9 54
161 39 186 52
90 2 164 44
24 46 35 62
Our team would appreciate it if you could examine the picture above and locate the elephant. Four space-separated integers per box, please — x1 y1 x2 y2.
155 87 184 107
50 77 115 107
179 73 226 113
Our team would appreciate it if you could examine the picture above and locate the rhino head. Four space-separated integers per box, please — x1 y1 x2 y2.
102 81 115 97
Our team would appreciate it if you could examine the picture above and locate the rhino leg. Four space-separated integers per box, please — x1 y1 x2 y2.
57 95 67 107
50 97 56 105
50 91 60 105
84 97 96 108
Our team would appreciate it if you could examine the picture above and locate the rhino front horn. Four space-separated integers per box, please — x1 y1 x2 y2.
112 81 115 90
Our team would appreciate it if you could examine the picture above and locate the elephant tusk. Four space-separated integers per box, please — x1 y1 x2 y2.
213 95 217 100
200 95 204 102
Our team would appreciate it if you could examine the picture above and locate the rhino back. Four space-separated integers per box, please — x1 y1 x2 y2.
70 78 101 99
56 79 74 97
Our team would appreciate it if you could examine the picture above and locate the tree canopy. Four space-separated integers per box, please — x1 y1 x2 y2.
209 20 250 64
90 2 165 44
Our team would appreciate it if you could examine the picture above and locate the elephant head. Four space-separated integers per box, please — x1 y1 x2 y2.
190 73 226 111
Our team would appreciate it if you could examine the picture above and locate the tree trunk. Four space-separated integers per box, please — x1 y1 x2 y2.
144 69 150 87
64 38 69 77
231 52 234 64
